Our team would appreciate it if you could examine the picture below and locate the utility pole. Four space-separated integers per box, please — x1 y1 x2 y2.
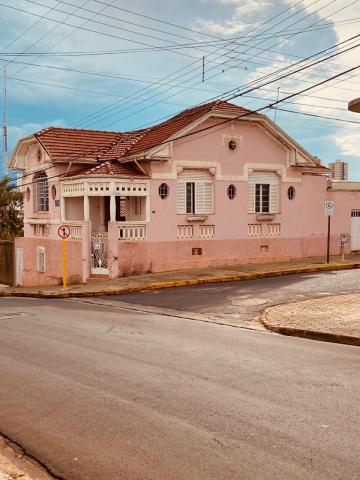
2 67 8 176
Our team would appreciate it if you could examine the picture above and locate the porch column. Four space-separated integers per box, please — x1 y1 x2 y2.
110 195 116 222
60 197 66 222
84 195 90 221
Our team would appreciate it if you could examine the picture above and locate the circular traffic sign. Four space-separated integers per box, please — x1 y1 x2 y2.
58 225 70 239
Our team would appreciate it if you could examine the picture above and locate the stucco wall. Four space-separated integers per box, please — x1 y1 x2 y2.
116 235 344 277
15 237 83 287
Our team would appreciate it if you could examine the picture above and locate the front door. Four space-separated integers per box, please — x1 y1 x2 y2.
91 232 109 274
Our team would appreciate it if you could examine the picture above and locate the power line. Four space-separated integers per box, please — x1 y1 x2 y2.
273 106 360 125
84 0 348 129
11 61 360 189
72 0 335 128
100 33 360 129
2 18 359 58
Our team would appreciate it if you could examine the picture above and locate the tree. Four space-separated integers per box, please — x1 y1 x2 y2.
0 176 23 240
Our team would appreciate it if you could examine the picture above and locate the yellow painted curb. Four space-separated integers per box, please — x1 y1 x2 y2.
2 261 360 299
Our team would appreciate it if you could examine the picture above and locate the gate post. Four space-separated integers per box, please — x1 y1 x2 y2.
82 221 91 283
108 221 119 279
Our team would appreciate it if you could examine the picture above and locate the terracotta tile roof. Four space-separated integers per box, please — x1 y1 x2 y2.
114 100 253 158
70 160 147 177
35 128 123 161
34 101 253 162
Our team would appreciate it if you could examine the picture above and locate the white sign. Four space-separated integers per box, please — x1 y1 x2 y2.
325 200 335 216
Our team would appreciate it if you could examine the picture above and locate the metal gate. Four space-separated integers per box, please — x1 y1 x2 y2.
16 247 24 286
91 233 108 274
351 210 360 251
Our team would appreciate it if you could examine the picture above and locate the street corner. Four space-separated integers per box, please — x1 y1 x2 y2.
0 435 54 480
260 293 360 346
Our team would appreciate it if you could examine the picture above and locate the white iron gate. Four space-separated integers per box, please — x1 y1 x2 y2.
91 232 109 274
16 247 24 286
351 210 360 251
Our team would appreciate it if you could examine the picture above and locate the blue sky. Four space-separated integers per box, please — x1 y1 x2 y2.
0 0 359 177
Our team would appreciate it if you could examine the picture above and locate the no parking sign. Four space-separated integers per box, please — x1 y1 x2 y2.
324 200 335 216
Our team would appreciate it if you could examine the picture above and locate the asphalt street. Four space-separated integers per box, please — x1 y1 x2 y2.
112 269 360 324
0 288 359 480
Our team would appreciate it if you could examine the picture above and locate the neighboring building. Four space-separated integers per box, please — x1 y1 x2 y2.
9 100 360 287
328 160 349 180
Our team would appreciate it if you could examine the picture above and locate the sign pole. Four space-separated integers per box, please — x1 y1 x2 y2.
58 225 70 289
324 200 334 264
326 215 331 264
62 238 67 289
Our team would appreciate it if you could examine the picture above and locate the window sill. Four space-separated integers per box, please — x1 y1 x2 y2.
256 213 276 221
186 215 208 222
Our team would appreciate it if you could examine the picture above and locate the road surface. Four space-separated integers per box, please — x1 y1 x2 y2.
0 284 359 479
113 269 360 324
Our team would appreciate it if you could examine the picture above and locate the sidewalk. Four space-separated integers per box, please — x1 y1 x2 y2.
261 293 360 346
2 254 360 299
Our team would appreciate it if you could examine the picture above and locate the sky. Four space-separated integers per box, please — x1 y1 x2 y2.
0 0 359 177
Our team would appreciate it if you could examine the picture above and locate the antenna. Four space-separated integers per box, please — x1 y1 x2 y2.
273 87 280 124
2 67 8 176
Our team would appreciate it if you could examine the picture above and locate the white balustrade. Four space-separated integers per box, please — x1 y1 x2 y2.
199 225 215 238
248 224 262 237
69 225 83 240
61 183 84 195
34 224 42 236
177 225 194 239
267 223 281 236
88 182 110 193
115 182 148 195
118 224 146 240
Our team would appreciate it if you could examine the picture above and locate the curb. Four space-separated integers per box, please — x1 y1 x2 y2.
2 261 360 299
260 310 360 347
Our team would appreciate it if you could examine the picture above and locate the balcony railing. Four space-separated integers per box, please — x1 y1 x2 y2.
118 224 147 240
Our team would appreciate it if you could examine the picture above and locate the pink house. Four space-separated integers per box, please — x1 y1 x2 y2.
9 101 360 287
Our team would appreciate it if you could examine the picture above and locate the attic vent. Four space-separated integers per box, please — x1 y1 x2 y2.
37 148 42 161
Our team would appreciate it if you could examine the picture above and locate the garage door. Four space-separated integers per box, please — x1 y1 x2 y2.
351 210 360 251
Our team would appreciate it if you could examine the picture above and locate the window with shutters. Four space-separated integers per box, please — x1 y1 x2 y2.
255 184 270 213
177 170 214 215
186 182 195 214
33 171 49 212
248 171 280 214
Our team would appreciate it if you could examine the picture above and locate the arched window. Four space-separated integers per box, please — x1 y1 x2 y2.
33 171 49 212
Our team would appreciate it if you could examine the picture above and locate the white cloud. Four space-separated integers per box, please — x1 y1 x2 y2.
194 0 272 35
335 128 360 157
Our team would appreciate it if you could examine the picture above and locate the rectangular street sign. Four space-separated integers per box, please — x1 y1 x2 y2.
325 200 335 216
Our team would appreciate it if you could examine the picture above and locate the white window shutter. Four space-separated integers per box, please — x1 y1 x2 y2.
203 181 214 214
195 182 205 214
248 183 255 213
270 184 279 213
177 181 186 214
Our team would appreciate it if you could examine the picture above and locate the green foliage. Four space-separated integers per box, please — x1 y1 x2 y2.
0 176 23 240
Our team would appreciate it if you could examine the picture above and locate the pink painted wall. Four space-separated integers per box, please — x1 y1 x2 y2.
15 237 83 287
146 120 348 244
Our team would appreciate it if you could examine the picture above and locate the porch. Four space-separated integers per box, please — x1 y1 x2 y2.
60 177 150 277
